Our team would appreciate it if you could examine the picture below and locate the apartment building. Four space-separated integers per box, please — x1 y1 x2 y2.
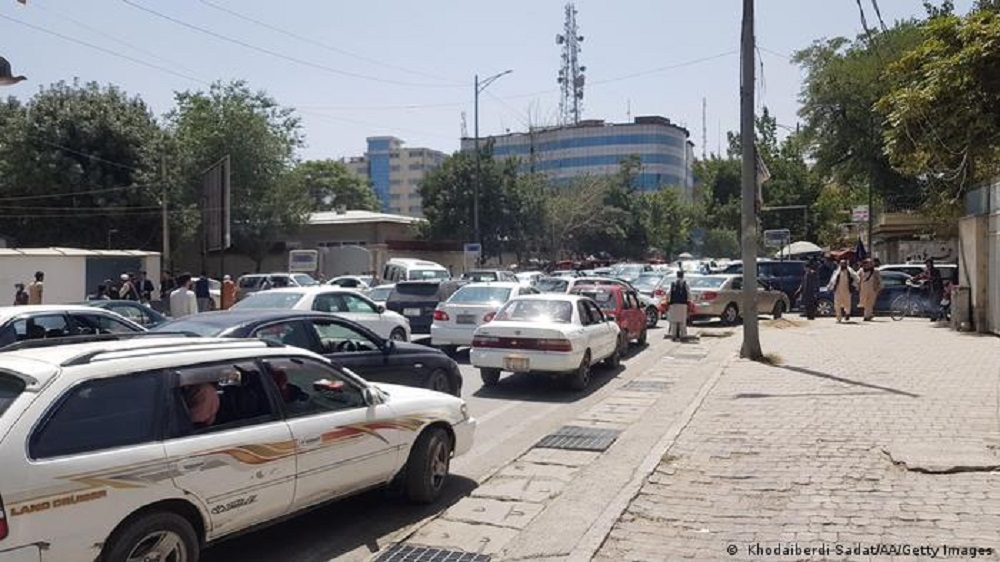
343 136 447 217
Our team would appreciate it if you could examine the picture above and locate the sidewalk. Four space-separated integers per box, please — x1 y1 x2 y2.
594 318 1000 561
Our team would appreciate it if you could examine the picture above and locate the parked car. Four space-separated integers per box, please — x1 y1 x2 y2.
154 310 463 395
722 260 807 304
814 270 913 317
470 294 622 390
78 299 169 328
611 263 654 283
385 280 466 335
537 275 664 329
231 286 410 342
879 263 958 284
236 272 319 301
366 283 395 308
515 271 544 287
0 305 146 349
0 335 474 561
569 284 647 346
687 274 791 325
460 270 519 283
431 282 536 354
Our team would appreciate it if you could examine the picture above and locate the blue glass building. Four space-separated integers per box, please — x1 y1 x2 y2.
460 116 695 199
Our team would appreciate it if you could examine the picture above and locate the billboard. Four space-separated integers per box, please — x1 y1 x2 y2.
202 156 231 252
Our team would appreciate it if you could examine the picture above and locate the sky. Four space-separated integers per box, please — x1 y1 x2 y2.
0 0 975 161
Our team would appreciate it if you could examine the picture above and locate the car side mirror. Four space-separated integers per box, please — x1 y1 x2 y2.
362 386 383 406
376 305 385 313
383 339 395 354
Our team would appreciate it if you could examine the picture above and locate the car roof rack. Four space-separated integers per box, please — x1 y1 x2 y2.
60 337 285 367
0 332 201 353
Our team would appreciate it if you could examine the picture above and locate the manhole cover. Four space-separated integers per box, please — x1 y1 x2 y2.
535 425 621 452
373 544 491 562
621 380 670 392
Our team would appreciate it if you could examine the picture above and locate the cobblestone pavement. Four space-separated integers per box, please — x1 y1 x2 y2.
595 318 1000 562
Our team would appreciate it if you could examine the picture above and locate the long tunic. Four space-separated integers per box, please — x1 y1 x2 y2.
828 268 858 314
858 269 882 313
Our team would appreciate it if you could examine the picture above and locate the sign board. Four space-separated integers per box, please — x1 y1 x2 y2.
202 156 231 252
763 229 791 248
288 249 319 273
852 205 870 223
463 242 481 262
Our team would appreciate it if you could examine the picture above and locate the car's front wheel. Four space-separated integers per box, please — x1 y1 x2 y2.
644 306 659 329
426 369 453 395
815 298 834 317
771 301 786 319
389 328 407 342
405 427 452 504
102 511 199 562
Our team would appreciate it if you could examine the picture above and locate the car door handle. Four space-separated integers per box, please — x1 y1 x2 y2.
178 459 205 473
297 437 321 448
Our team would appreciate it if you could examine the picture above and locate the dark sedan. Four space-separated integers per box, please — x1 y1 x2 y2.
153 309 462 396
78 300 169 328
812 270 912 317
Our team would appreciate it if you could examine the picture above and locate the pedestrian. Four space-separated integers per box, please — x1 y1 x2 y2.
27 271 44 305
666 270 691 342
795 261 820 320
913 259 945 321
160 270 176 301
826 259 859 323
169 273 199 318
194 273 211 312
221 274 236 310
87 284 111 301
13 283 28 306
858 258 882 321
118 273 138 300
137 270 155 303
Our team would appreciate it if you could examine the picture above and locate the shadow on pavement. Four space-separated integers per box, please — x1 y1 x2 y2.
471 360 626 403
772 364 921 398
203 475 478 562
733 391 887 399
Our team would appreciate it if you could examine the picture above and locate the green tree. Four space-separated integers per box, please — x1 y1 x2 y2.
0 81 163 248
877 11 1000 210
644 186 693 259
290 159 378 212
168 80 308 271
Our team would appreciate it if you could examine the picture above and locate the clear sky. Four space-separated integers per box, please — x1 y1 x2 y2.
0 0 974 161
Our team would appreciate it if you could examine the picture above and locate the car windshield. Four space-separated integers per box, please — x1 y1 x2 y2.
368 286 393 301
449 286 512 304
0 373 25 418
632 275 664 291
238 276 263 289
688 276 728 289
535 278 569 293
572 289 617 310
494 299 573 323
619 265 644 276
410 269 449 280
293 274 318 286
462 272 499 282
230 291 305 309
152 319 226 337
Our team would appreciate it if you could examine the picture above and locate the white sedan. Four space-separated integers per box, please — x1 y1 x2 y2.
470 294 622 391
431 282 536 354
231 286 411 341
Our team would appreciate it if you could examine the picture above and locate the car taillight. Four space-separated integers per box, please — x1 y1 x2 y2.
433 309 449 321
536 338 573 352
472 335 500 348
653 288 666 297
701 291 718 301
0 494 8 540
483 311 496 323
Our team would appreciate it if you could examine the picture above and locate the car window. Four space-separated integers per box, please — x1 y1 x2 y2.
449 286 512 304
109 304 147 325
584 300 606 324
293 274 318 286
238 276 263 289
535 278 569 293
572 289 617 311
689 276 728 289
463 272 499 282
312 293 345 313
409 269 449 280
168 361 276 437
390 282 440 299
368 286 393 301
0 373 26 418
231 291 305 309
15 314 71 340
30 372 160 459
342 293 377 313
254 320 316 350
263 357 366 416
495 299 573 323
71 313 140 335
308 319 379 354
576 301 592 325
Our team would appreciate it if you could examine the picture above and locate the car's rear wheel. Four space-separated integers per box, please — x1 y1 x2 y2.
567 351 592 391
722 304 740 326
480 368 501 387
816 298 834 317
644 307 659 329
102 511 199 562
404 427 452 504
389 328 407 342
603 337 622 369
426 369 452 395
771 301 785 319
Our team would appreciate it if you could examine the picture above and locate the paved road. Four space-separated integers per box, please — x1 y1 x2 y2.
203 326 673 562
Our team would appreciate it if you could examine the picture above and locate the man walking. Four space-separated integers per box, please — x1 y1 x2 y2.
194 273 211 312
858 258 882 321
27 271 44 305
826 259 859 323
170 273 199 318
796 261 821 320
666 270 690 342
221 274 237 310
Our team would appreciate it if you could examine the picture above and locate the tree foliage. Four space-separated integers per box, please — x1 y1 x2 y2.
290 159 379 212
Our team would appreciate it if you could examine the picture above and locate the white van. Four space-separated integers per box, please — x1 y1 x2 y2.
382 258 450 283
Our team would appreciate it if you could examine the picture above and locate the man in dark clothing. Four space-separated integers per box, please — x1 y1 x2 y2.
195 274 212 312
666 271 691 342
137 270 155 303
796 261 821 320
915 259 945 321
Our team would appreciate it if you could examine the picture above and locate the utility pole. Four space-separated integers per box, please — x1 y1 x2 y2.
473 70 512 254
160 152 170 275
740 0 763 360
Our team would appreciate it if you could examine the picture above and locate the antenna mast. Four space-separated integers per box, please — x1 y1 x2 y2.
556 3 585 125
702 98 708 160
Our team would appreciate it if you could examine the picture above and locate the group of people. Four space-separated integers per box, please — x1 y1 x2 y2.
166 272 239 319
87 271 156 303
12 271 45 305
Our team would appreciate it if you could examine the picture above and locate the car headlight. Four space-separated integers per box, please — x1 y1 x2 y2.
460 403 470 421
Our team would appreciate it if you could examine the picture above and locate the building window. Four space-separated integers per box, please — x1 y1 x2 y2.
389 179 402 186
389 193 402 200
389 152 400 159
408 163 424 171
408 178 421 186
390 165 401 172
409 150 424 158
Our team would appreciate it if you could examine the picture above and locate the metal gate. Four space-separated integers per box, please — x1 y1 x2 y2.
989 183 1000 335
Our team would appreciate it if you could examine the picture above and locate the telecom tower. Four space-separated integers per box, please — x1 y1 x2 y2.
556 3 585 125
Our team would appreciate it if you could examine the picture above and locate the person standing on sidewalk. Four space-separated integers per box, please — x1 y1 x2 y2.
826 259 858 323
666 270 690 342
858 259 882 321
796 261 821 320
27 271 44 305
194 273 211 312
221 274 236 310
170 274 199 318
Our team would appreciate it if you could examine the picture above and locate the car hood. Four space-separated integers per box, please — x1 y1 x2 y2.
371 382 466 422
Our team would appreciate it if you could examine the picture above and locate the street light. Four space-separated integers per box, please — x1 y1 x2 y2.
473 69 513 252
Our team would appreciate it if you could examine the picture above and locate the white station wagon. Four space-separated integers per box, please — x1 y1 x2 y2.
470 294 622 390
0 336 475 562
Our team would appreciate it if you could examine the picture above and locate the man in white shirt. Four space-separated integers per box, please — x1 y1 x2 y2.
170 273 200 318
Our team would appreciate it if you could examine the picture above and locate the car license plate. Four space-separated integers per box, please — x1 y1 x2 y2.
456 314 476 325
504 356 529 372
404 308 421 317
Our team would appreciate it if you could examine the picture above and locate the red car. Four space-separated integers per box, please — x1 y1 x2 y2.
570 285 648 346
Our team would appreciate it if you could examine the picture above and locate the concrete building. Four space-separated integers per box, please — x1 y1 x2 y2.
460 115 696 199
343 136 448 217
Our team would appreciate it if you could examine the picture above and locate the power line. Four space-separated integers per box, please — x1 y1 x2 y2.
122 0 461 89
197 0 460 86
0 13 210 85
0 184 149 202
